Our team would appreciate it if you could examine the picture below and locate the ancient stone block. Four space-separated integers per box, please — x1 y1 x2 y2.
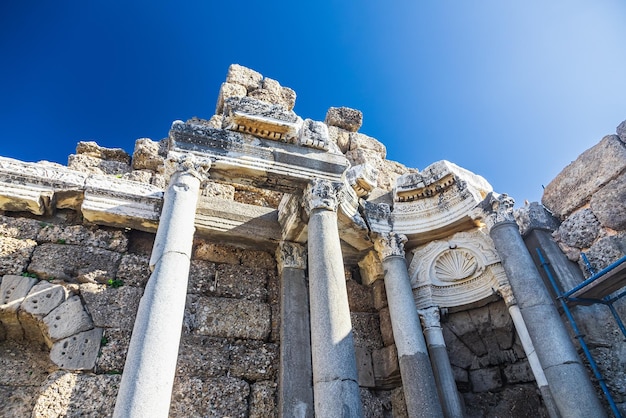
542 134 626 218
582 235 626 273
96 327 130 373
233 183 284 208
170 375 250 418
249 77 296 111
249 380 277 418
132 138 165 172
122 169 153 184
226 64 263 92
442 324 476 369
351 312 383 351
358 251 384 287
0 236 37 276
360 388 393 418
503 360 534 384
553 208 601 249
617 119 626 143
201 180 236 200
443 311 488 357
68 154 131 176
298 118 331 150
0 275 38 312
347 279 375 313
50 327 103 370
0 214 45 240
215 82 248 115
327 125 351 153
175 334 230 378
462 384 548 418
36 223 128 252
378 306 395 346
349 132 386 157
29 243 121 283
116 253 151 287
32 371 121 417
229 340 278 381
469 366 502 392
215 263 269 301
186 295 271 340
356 346 375 387
514 202 560 236
222 96 301 141
187 259 217 295
80 283 143 331
371 278 387 310
590 173 626 230
372 344 401 386
391 386 408 418
0 385 41 418
325 107 363 132
76 141 131 163
44 295 93 342
488 300 514 350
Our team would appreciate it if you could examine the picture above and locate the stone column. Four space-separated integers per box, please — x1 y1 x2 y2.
418 306 464 418
375 232 444 418
113 156 209 418
276 241 314 418
304 179 363 418
498 285 561 418
480 194 606 418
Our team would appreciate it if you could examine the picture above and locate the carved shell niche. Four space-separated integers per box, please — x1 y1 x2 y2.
434 249 478 282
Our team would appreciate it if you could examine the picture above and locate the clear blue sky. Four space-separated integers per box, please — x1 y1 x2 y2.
1 1 625 204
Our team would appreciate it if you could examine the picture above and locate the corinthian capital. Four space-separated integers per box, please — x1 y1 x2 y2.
374 232 408 259
276 241 307 271
303 178 343 214
472 192 516 231
417 306 441 329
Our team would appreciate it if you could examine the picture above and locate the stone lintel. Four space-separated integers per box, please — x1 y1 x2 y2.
168 120 349 194
393 161 492 246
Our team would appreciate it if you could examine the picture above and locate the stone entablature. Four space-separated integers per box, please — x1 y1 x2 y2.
408 229 508 311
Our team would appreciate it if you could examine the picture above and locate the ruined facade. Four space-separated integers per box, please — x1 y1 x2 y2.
0 65 624 417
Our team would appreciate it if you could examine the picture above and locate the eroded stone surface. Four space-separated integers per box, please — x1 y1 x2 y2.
49 328 103 370
325 107 363 132
96 327 130 373
462 384 548 418
226 64 263 92
0 237 37 276
553 208 601 248
116 253 150 287
229 340 278 381
169 375 250 418
176 334 230 378
132 138 165 172
0 215 45 240
80 284 142 331
351 312 384 351
581 234 626 274
44 295 93 342
249 380 277 418
68 154 131 176
36 224 127 252
75 141 130 163
590 173 626 230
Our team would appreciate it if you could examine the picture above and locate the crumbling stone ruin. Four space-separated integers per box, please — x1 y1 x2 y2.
0 64 625 417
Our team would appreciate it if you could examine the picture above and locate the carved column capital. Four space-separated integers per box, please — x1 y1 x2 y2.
303 178 343 214
165 153 212 184
418 306 441 329
497 284 517 307
472 192 516 231
374 232 408 260
276 241 307 271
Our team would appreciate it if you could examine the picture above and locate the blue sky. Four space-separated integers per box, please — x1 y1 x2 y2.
1 1 625 204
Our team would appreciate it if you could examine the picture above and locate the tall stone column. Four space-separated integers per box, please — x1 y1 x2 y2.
498 285 561 418
480 194 606 418
276 241 314 418
304 179 363 418
418 306 464 418
113 156 209 418
375 232 444 418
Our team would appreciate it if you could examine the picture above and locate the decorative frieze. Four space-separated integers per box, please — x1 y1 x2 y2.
276 241 307 271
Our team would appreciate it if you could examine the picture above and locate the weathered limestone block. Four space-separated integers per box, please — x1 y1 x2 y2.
327 125 351 153
590 173 626 230
488 300 514 350
298 118 331 151
0 215 45 240
132 138 165 172
378 306 395 346
121 169 153 184
80 283 143 331
170 375 250 418
582 234 626 273
469 366 502 392
226 63 263 92
229 340 279 381
29 243 121 283
249 77 296 111
391 387 409 418
347 279 376 313
68 154 131 176
514 201 560 236
360 388 394 418
216 82 248 114
617 119 626 143
185 295 271 340
19 281 68 343
371 278 387 310
194 242 241 265
32 371 121 417
503 360 535 383
201 180 236 200
372 344 401 388
249 380 277 418
442 324 478 369
242 249 277 270
176 334 230 378
0 386 41 418
187 259 217 295
116 253 151 287
49 327 103 370
325 106 363 132
214 263 269 301
553 208 601 249
0 236 36 276
542 134 626 218
96 328 130 373
462 384 548 418
36 224 128 252
0 275 38 339
43 295 93 342
351 312 384 351
349 132 386 158
233 184 284 208
76 141 131 163
358 250 384 286
356 346 376 388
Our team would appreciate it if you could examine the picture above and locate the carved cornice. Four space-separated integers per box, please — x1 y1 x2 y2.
374 232 408 259
345 164 378 198
417 306 441 329
472 192 516 231
276 241 307 271
303 179 343 214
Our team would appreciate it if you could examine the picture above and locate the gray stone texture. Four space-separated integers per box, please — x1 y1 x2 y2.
80 284 143 331
469 366 502 392
355 346 375 387
325 107 363 132
399 352 445 417
193 241 276 269
372 344 401 387
553 208 601 248
462 384 549 418
132 138 166 172
68 154 131 176
542 134 626 218
96 327 130 373
29 243 121 283
36 223 128 252
223 96 299 123
590 172 626 230
617 119 626 143
0 275 38 340
249 380 278 418
169 375 250 418
515 202 561 236
175 334 230 378
49 327 103 370
0 214 45 240
346 278 376 312
581 234 626 274
43 295 93 342
378 306 395 346
116 253 151 287
229 340 278 381
185 295 271 340
351 312 384 351
0 236 36 276
21 281 67 318
503 360 535 384
216 82 248 114
226 64 263 92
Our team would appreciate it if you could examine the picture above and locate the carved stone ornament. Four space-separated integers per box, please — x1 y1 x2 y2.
374 232 408 259
497 284 517 307
409 229 509 310
164 152 212 185
473 192 516 231
417 306 441 329
276 241 307 271
345 163 378 198
303 178 343 214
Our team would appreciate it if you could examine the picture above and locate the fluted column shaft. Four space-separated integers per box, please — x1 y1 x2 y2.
305 179 363 418
375 233 444 418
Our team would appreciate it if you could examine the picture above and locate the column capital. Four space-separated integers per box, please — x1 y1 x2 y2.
165 152 212 184
473 192 516 231
497 284 517 307
418 306 441 329
276 241 307 271
374 232 408 259
303 178 343 214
